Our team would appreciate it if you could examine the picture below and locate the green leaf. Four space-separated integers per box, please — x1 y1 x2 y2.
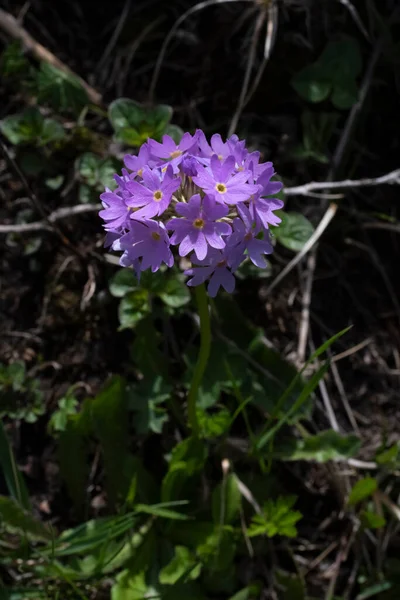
273 430 361 463
197 407 231 438
112 571 154 600
127 376 171 435
162 437 208 503
131 317 169 379
361 510 386 530
247 496 302 538
0 421 30 509
292 64 331 103
159 546 201 584
136 501 189 521
376 443 400 466
77 152 119 189
196 526 236 572
212 473 241 525
36 62 88 113
274 211 314 251
109 268 138 298
356 582 392 600
159 276 190 309
0 108 43 145
228 589 255 600
90 376 130 505
118 290 149 329
331 78 359 109
39 118 65 145
48 390 78 433
256 361 330 450
318 38 362 83
1 41 30 77
348 477 378 506
58 401 91 513
46 512 142 557
214 295 305 419
45 174 64 190
292 38 361 109
109 98 173 146
0 496 52 541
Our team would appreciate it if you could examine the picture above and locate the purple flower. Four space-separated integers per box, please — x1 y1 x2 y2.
184 249 236 297
249 193 284 229
166 194 231 260
99 129 284 297
99 188 131 231
123 143 157 177
181 155 198 177
197 131 242 161
193 155 259 205
115 220 173 272
148 132 198 162
227 204 273 268
257 164 283 196
125 165 180 219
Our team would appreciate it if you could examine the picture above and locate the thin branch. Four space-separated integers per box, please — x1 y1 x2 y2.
2 165 399 236
0 204 100 233
284 168 400 197
337 0 370 41
265 203 338 296
0 8 102 106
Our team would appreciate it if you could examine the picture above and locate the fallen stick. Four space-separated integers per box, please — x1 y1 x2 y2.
0 8 102 106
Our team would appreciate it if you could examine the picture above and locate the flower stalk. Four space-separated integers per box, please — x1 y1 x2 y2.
187 283 211 435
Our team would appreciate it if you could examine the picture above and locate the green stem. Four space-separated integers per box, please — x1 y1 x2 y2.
187 284 211 435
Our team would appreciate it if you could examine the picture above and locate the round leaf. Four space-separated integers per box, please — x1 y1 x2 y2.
274 211 314 251
292 65 331 103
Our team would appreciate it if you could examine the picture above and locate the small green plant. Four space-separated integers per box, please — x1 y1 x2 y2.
0 361 45 423
292 37 362 109
247 496 302 538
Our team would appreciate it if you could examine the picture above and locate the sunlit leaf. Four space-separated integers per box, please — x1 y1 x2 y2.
159 545 201 584
247 496 302 538
274 211 314 252
361 510 386 530
348 477 377 506
109 98 172 146
273 430 361 463
0 108 43 145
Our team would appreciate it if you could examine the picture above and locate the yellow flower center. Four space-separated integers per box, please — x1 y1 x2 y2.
153 190 163 202
218 154 223 160
137 168 143 177
216 183 227 194
217 259 227 267
151 232 161 241
193 218 205 229
170 150 182 159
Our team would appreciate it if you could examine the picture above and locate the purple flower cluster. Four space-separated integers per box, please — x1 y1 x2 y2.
100 131 283 297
